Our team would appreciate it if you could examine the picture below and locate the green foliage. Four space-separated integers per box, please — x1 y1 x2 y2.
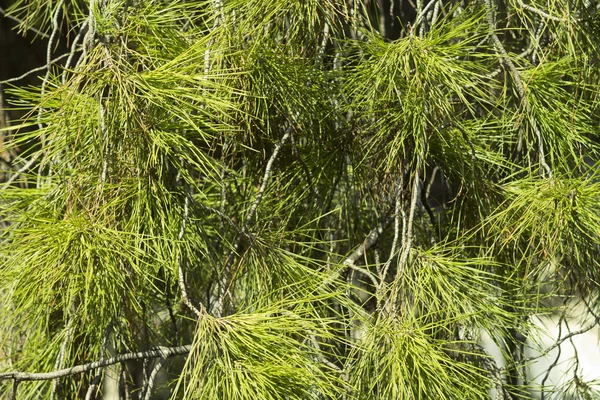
1 0 599 399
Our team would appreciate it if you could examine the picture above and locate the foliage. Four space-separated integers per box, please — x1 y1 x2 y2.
0 0 599 399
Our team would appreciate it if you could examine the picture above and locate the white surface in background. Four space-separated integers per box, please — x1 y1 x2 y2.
479 299 600 399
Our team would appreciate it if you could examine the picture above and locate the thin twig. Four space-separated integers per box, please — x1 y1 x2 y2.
0 54 70 85
1 153 41 189
319 214 393 291
141 358 167 400
50 314 75 400
0 6 50 38
346 262 380 290
100 99 109 184
245 131 292 228
84 323 112 400
380 178 402 285
345 218 390 268
0 346 190 383
431 0 442 28
36 0 65 189
530 20 546 65
38 0 64 129
214 130 291 316
413 0 440 34
317 21 331 63
516 0 569 22
396 169 420 281
82 0 98 60
388 169 420 315
198 202 245 235
62 20 89 85
178 187 204 319
518 319 597 366
482 0 552 178
203 0 223 78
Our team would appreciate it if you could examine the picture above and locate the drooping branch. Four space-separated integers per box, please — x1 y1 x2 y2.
213 130 292 316
380 177 403 286
0 6 50 38
178 177 205 319
141 358 167 400
396 169 420 281
482 0 552 178
518 320 598 367
83 322 113 400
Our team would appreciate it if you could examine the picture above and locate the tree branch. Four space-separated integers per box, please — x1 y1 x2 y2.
1 153 41 189
482 0 552 178
319 213 393 291
0 54 70 85
518 319 598 366
84 322 112 400
178 182 205 319
516 0 568 22
141 358 167 400
214 130 292 316
396 169 420 281
0 7 50 38
380 178 402 286
0 345 190 383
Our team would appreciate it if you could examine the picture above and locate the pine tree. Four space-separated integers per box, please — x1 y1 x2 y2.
1 0 600 399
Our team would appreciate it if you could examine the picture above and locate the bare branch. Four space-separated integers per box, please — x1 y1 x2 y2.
345 218 390 268
243 131 292 228
518 320 598 366
396 169 420 281
178 186 204 319
214 130 292 316
317 21 331 63
516 0 568 22
0 345 190 383
202 0 223 83
381 178 402 285
1 153 41 189
413 0 440 34
141 358 167 400
319 214 393 291
81 0 98 60
482 0 552 178
0 54 70 85
346 262 380 290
